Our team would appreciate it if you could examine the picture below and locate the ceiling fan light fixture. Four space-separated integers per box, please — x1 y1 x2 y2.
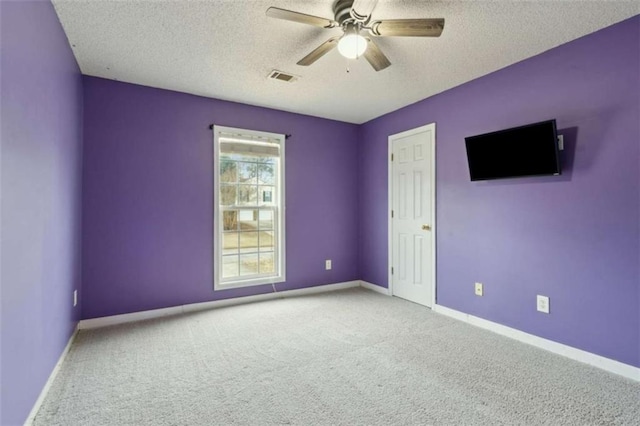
338 24 367 59
267 1 446 72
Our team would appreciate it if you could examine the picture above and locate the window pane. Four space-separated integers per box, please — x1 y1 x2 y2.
220 159 237 183
215 127 284 289
239 210 258 231
238 185 258 205
238 162 257 184
259 186 275 204
239 231 259 253
258 162 275 185
221 185 236 206
240 254 259 275
226 153 272 163
260 252 275 274
259 231 274 252
259 210 273 230
222 255 239 278
223 232 239 254
223 211 238 231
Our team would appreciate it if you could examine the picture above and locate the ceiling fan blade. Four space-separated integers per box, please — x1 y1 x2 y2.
363 38 391 71
297 37 340 66
370 18 445 37
266 7 338 28
350 0 379 22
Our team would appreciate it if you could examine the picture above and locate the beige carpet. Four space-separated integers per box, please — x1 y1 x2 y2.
34 288 640 425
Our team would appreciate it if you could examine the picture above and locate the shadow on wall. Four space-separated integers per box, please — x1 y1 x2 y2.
477 126 578 186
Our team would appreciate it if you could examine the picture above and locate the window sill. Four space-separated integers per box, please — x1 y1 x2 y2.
214 275 285 291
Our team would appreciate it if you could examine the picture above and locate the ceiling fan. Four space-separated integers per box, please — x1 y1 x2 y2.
266 0 445 71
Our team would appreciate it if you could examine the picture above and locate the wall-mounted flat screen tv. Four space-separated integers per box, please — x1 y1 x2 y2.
464 119 561 181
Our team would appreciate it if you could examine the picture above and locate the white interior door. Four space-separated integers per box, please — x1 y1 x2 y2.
389 123 436 307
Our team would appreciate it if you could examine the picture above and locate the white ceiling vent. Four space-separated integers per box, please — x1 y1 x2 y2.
268 70 297 83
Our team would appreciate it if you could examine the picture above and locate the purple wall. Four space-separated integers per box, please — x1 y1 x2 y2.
0 4 634 425
81 77 360 319
359 16 640 368
0 1 83 424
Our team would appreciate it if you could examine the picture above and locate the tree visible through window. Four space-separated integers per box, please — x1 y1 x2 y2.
213 126 285 289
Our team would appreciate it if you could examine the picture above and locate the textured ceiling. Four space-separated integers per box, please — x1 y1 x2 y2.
52 1 639 124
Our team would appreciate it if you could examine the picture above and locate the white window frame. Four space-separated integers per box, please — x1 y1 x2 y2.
213 125 286 290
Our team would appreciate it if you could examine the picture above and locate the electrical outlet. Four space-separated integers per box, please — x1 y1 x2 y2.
537 295 550 313
474 282 483 296
73 290 78 307
325 260 332 270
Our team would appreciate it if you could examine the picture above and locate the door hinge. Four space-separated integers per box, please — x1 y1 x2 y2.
391 210 394 218
391 153 394 162
391 267 394 275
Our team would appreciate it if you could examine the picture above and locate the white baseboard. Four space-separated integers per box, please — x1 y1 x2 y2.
433 304 640 382
78 280 361 330
24 328 78 426
360 280 391 295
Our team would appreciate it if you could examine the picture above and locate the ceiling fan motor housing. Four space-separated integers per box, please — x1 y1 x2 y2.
334 0 364 25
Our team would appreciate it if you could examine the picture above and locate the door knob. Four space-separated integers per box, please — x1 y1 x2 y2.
422 225 431 231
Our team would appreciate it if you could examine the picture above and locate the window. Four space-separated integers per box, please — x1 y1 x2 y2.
213 126 285 289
